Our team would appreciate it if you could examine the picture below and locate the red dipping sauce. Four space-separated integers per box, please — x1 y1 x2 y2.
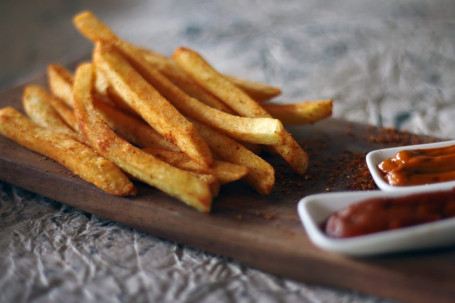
378 144 455 186
324 189 455 238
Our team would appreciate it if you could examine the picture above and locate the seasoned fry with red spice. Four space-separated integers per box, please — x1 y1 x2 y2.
263 100 333 125
0 106 136 196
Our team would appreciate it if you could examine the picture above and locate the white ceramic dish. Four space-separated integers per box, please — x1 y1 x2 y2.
366 139 455 192
297 190 455 257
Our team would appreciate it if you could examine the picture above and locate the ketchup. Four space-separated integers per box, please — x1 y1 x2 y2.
378 144 455 186
324 189 455 238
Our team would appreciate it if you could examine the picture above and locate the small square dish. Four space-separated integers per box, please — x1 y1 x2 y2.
366 139 455 192
297 190 455 257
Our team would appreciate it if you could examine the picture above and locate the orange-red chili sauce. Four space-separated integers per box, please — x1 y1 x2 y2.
324 190 455 238
378 144 455 186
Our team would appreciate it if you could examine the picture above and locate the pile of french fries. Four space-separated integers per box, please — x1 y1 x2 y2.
0 11 332 213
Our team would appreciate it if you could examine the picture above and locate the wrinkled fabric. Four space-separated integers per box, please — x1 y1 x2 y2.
1 0 454 302
0 184 388 303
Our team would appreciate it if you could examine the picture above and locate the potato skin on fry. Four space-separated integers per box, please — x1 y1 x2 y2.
263 100 333 125
73 63 215 212
0 106 136 196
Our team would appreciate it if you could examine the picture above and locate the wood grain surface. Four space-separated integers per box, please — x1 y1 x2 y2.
1 73 454 303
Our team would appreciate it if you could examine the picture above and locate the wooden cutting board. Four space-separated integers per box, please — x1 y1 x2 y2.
1 73 454 303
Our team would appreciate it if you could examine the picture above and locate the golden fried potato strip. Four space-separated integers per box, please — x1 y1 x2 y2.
263 100 333 125
73 63 215 212
173 47 309 175
0 106 136 196
223 75 281 103
47 64 75 108
143 147 248 184
93 43 213 168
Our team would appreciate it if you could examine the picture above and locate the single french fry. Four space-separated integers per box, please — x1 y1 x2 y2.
22 85 83 141
223 75 281 103
47 63 178 151
0 106 136 196
263 100 333 125
193 121 275 194
73 12 282 145
47 64 75 108
143 147 248 184
138 48 281 103
73 63 215 212
173 47 309 175
93 42 213 168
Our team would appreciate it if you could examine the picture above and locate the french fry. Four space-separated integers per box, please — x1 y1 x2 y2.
22 85 83 141
223 74 281 103
138 48 281 103
93 43 213 168
173 47 309 175
263 100 333 125
143 147 248 184
73 63 215 212
0 106 136 196
47 63 178 151
193 121 275 194
47 64 75 108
